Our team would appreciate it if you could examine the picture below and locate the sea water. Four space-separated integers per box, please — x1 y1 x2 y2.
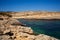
18 19 60 39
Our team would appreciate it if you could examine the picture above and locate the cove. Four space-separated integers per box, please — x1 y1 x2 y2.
18 19 60 39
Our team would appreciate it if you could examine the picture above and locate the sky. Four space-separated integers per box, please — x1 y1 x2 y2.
0 0 60 12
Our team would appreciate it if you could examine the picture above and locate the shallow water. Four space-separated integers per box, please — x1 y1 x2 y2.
18 19 60 39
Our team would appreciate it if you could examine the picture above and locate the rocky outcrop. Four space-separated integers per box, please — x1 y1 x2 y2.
0 13 59 40
0 11 60 19
0 19 34 40
11 11 60 19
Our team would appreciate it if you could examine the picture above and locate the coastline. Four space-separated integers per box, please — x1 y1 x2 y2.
0 11 60 40
11 11 60 19
18 18 60 21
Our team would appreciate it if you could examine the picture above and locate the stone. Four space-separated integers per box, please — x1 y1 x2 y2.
0 14 59 40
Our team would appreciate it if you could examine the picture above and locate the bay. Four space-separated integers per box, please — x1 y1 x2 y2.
18 19 60 39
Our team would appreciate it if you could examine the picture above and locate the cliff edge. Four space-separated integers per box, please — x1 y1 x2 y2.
11 11 60 19
0 12 59 40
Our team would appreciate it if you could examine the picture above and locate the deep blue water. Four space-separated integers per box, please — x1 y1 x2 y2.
18 19 60 39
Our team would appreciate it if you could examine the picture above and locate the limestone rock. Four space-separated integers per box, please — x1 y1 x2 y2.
35 34 59 40
0 15 59 40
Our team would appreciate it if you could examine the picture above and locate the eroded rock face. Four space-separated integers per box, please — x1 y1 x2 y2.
12 11 60 19
0 15 59 40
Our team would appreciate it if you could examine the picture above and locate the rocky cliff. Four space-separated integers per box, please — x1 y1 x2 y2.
10 11 60 19
0 12 59 40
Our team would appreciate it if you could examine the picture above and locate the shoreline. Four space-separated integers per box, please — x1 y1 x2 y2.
18 18 60 21
0 12 60 40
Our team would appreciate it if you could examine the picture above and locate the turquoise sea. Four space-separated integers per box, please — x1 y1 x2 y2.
18 19 60 39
